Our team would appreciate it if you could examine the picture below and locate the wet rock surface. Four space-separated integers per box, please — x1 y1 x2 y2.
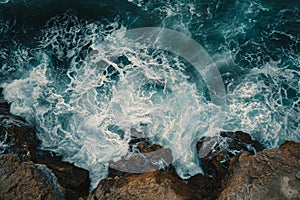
0 97 299 200
192 131 265 199
88 171 194 200
0 124 90 200
0 125 37 161
35 151 90 200
197 131 264 178
187 173 222 200
0 88 27 128
0 90 89 200
0 154 64 200
0 152 89 200
108 137 174 178
218 140 300 200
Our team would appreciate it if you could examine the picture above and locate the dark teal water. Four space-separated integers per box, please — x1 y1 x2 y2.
0 0 299 188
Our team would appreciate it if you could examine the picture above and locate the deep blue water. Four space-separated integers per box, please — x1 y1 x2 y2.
0 0 299 188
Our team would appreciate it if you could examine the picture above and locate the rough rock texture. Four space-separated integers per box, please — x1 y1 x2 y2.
0 124 90 200
197 131 264 178
109 137 174 178
0 154 65 200
0 125 37 161
36 152 90 200
33 149 90 200
0 88 27 126
192 131 264 199
218 141 300 200
88 171 195 200
188 173 222 200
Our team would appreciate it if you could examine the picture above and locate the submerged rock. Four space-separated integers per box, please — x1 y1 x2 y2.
0 154 65 200
88 171 194 200
218 141 300 200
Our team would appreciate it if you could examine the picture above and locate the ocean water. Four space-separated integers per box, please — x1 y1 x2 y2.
0 0 299 189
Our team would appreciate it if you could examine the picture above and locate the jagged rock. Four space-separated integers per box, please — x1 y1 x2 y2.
197 131 264 178
34 150 90 200
0 125 37 161
188 131 264 199
188 173 222 200
0 88 10 115
0 88 27 126
0 154 21 181
0 124 90 200
88 171 194 200
218 141 300 200
0 154 65 200
109 138 173 177
45 161 90 199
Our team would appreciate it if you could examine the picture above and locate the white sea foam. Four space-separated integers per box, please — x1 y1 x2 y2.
1 21 224 188
224 61 300 147
1 4 299 190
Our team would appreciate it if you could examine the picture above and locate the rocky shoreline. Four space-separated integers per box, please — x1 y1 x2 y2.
0 95 299 199
1 122 299 200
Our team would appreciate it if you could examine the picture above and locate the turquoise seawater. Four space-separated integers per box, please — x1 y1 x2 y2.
0 0 299 188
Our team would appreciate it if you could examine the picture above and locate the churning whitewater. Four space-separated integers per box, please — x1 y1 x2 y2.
0 0 299 189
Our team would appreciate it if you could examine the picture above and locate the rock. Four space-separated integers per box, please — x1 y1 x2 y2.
193 131 264 199
46 161 90 200
0 154 65 200
0 125 37 161
218 141 300 200
34 150 90 200
0 90 38 162
0 124 90 200
0 88 27 127
188 173 222 200
197 131 264 178
109 138 173 177
0 88 10 115
88 171 195 200
219 131 264 153
0 154 21 181
296 171 300 180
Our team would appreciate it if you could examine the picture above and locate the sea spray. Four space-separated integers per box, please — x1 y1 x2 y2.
0 0 299 190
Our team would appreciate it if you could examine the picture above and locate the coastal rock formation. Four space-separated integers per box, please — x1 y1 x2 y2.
0 125 37 161
191 131 265 199
0 154 65 200
197 131 264 178
35 151 90 200
91 132 300 200
108 138 174 178
1 116 299 200
88 171 194 200
218 141 300 200
0 124 90 200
